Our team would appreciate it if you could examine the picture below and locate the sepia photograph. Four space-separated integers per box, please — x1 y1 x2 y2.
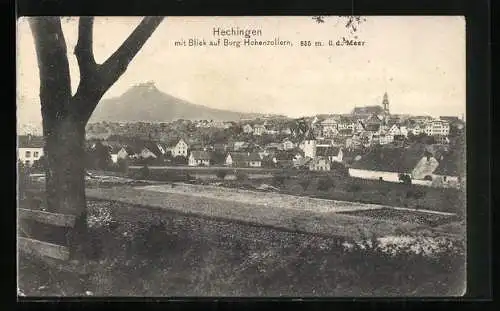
17 16 466 297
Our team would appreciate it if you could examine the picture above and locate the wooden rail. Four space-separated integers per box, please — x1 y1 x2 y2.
18 208 76 228
18 237 70 261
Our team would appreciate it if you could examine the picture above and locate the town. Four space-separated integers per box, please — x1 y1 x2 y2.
18 92 465 189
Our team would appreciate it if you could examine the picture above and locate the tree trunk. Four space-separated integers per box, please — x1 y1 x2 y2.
44 115 90 257
28 16 164 259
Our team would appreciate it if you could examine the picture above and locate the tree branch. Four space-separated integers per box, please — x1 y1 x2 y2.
99 16 164 91
28 17 72 133
74 17 96 85
78 16 165 123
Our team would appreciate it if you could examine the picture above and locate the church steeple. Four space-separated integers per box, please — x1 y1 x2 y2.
382 92 390 115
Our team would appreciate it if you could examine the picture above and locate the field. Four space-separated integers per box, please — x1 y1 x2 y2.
124 166 466 216
86 184 462 242
18 173 465 296
18 199 466 297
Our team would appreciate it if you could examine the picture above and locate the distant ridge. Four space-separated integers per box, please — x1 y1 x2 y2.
89 82 269 122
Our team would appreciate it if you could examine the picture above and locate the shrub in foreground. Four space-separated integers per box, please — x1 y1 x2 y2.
216 170 227 180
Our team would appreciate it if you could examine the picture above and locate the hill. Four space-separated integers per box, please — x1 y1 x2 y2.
89 82 266 122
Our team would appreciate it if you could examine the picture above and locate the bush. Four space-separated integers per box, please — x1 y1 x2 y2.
317 177 335 192
406 189 426 200
216 170 227 180
298 179 311 191
235 171 248 181
399 174 412 185
139 165 150 179
272 174 286 186
346 184 362 193
173 156 187 165
117 158 129 174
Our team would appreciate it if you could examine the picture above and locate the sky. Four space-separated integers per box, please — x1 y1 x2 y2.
17 16 466 129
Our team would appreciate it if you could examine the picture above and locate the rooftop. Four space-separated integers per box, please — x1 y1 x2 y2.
18 135 44 148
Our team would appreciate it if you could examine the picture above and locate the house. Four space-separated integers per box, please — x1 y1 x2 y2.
117 145 140 160
155 142 170 156
364 123 381 134
233 141 250 151
242 124 253 134
166 138 189 158
431 149 464 188
282 139 296 150
354 120 366 133
108 145 122 163
294 156 312 169
410 115 433 125
409 124 424 136
365 113 384 125
225 152 262 167
348 146 428 183
316 146 343 163
411 151 440 180
320 118 339 137
253 124 266 136
301 132 317 159
265 126 279 135
434 134 450 145
387 124 409 138
188 151 212 166
337 116 356 131
140 142 164 159
316 139 334 148
439 116 465 130
272 150 297 168
309 158 331 171
280 127 292 135
425 120 450 136
379 133 394 145
212 143 227 153
338 128 353 137
18 135 44 166
388 124 402 136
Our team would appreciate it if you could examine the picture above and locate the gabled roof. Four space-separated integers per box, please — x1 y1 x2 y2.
353 105 384 115
316 146 342 157
433 149 464 177
338 129 353 135
122 143 144 155
108 145 123 154
190 150 212 161
143 141 164 157
364 123 381 132
18 135 44 148
366 113 383 123
339 116 356 123
350 146 426 173
164 138 187 148
439 116 461 123
227 152 261 162
274 150 297 161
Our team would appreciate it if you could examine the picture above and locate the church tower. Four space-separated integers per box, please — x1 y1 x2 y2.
382 92 390 115
381 92 390 126
302 128 317 159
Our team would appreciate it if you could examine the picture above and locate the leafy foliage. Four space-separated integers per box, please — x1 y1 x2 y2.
235 171 248 181
317 176 335 192
216 170 227 180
